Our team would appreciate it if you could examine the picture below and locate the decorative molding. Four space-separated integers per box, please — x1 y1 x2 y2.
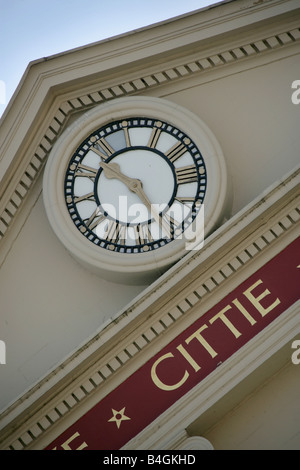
0 25 299 245
163 429 214 450
0 167 299 450
175 435 214 451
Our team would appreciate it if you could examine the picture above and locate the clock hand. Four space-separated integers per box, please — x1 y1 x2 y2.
130 183 171 237
99 161 140 188
99 161 171 237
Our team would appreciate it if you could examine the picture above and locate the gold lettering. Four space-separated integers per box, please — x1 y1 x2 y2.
232 298 257 325
243 279 281 317
185 324 218 358
177 344 201 372
209 305 242 338
151 353 189 391
53 432 88 450
150 279 281 393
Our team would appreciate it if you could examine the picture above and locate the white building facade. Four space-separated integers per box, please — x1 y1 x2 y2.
0 0 299 450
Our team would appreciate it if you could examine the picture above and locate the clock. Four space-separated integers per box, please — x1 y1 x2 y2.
43 97 229 283
64 117 206 253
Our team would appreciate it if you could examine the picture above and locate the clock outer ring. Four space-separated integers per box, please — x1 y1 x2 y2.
43 97 230 284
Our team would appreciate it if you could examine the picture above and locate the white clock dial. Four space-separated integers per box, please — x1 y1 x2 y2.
64 118 206 254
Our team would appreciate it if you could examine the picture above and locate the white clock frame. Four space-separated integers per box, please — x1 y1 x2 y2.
43 96 229 283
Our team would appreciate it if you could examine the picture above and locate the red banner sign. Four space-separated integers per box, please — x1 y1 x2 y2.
46 237 300 450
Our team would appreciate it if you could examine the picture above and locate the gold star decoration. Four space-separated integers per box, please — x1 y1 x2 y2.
108 407 131 429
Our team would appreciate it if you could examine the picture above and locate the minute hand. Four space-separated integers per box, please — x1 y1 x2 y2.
132 184 171 237
99 161 170 236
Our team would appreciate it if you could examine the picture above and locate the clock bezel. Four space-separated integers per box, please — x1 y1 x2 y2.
63 116 206 255
43 96 229 283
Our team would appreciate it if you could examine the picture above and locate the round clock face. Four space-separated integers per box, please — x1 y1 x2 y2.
43 97 229 283
64 117 206 255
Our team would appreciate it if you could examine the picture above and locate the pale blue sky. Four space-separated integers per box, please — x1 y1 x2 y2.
0 0 219 117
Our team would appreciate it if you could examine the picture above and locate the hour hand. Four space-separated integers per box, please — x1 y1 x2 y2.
99 161 140 189
99 161 149 198
132 185 171 237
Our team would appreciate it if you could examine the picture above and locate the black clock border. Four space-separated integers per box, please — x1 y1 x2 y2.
64 117 207 253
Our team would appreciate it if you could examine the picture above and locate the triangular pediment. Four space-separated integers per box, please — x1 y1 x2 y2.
0 0 300 451
1 0 300 244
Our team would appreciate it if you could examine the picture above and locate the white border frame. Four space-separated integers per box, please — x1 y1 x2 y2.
43 96 229 283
